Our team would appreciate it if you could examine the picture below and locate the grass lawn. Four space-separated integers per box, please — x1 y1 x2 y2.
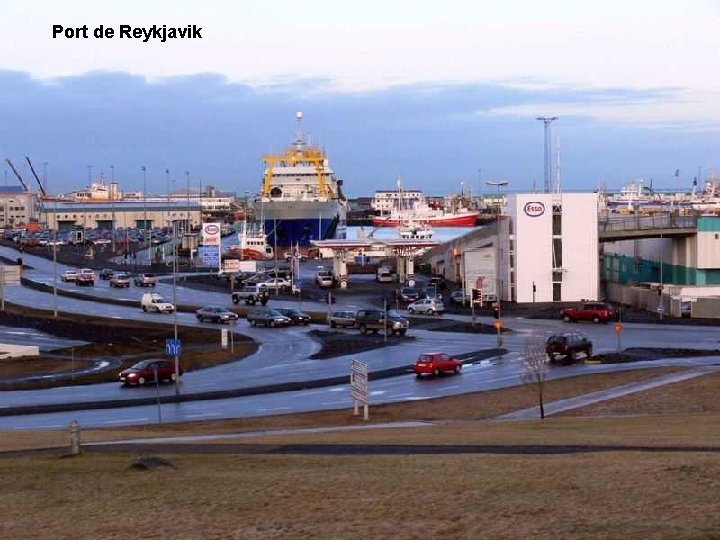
1 449 719 539
3 366 720 539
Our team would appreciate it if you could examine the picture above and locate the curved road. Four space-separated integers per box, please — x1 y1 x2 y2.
1 245 719 429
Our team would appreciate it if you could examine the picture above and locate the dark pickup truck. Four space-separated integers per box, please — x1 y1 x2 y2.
355 309 409 336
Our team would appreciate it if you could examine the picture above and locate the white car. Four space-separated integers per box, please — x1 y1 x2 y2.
316 271 334 288
61 270 78 282
140 292 175 313
407 298 445 316
261 277 291 293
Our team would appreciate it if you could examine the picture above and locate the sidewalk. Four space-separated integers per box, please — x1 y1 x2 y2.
495 366 719 420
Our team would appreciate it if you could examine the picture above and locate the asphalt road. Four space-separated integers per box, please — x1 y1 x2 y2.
1 244 720 430
4 354 719 430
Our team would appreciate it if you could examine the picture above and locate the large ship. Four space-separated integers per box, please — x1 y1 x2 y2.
257 112 347 249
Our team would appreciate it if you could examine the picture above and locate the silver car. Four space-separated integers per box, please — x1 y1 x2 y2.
407 298 445 316
329 310 356 328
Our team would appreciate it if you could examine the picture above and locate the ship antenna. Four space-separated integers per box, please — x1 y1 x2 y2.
295 111 304 148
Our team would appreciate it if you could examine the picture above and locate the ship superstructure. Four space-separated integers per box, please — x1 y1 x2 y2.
257 112 347 248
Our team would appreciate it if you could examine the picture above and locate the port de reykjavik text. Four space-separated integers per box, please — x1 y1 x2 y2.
52 25 202 42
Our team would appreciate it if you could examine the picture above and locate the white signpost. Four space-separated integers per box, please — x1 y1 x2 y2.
350 359 369 421
201 222 222 273
0 265 21 311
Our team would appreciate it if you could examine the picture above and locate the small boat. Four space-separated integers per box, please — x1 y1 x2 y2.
227 221 273 260
398 220 433 239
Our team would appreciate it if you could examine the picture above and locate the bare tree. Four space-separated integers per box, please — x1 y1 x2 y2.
520 334 550 419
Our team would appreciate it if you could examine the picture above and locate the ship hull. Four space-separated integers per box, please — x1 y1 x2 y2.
260 200 346 247
373 212 478 228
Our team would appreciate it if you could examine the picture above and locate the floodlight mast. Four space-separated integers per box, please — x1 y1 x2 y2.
536 116 558 193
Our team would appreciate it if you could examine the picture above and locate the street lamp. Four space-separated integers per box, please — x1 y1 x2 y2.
141 165 148 266
53 227 58 318
110 165 115 254
486 180 508 307
170 219 180 396
536 116 558 193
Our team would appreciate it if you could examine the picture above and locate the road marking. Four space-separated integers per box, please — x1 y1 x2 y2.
13 424 62 430
438 385 460 391
257 406 292 412
105 418 150 424
322 400 350 406
185 413 221 419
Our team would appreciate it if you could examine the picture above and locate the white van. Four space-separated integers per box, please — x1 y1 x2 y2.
140 293 175 313
376 267 393 283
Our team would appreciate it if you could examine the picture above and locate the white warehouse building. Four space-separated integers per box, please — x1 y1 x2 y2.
505 193 599 302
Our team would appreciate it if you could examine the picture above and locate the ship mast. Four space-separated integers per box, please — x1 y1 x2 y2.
294 111 304 149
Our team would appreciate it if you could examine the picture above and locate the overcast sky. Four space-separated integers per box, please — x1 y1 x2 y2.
1 0 718 195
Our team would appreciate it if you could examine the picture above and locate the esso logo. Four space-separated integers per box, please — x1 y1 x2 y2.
523 202 545 217
204 224 220 235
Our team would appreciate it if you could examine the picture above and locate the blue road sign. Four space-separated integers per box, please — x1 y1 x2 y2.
166 338 181 356
201 245 220 267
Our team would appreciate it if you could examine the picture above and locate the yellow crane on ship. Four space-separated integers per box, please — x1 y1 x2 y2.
261 112 330 199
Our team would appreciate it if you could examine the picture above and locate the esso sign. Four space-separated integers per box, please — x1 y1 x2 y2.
523 202 545 217
203 224 220 235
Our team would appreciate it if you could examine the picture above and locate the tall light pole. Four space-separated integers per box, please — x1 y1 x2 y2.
477 168 482 207
110 165 116 254
53 227 58 318
172 219 180 396
141 165 148 266
486 180 508 308
185 170 190 234
536 117 558 193
166 169 170 203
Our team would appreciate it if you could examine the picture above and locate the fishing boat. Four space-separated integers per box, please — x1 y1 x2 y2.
226 221 273 260
256 112 347 249
372 180 478 227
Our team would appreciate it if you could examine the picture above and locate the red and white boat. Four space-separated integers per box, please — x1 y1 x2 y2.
374 209 478 227
372 179 478 227
226 222 274 260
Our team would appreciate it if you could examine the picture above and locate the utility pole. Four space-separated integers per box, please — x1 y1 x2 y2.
536 116 558 193
110 165 115 254
142 166 148 266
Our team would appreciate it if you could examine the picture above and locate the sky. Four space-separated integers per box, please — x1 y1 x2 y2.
0 0 719 196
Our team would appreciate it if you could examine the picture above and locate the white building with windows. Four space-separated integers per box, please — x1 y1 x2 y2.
42 200 202 231
422 192 599 304
0 186 37 228
371 189 425 214
505 193 599 302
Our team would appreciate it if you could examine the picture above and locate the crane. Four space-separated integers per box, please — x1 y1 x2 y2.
4 158 29 192
24 157 47 197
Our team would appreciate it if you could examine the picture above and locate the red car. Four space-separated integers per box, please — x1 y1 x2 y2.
560 302 616 324
119 359 182 386
413 352 462 377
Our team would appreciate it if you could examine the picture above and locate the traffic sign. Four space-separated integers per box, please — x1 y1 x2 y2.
656 304 665 314
201 246 220 267
166 338 181 356
350 359 369 406
493 320 503 330
614 322 623 333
